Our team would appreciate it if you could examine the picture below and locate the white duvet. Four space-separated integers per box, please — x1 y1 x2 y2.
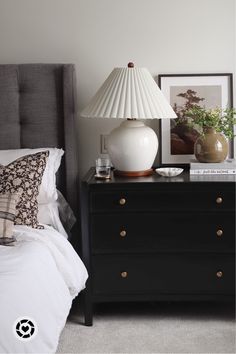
0 225 88 354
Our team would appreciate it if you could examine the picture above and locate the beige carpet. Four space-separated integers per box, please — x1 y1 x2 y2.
57 301 235 354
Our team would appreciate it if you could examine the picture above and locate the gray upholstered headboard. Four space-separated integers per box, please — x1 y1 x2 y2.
0 64 78 217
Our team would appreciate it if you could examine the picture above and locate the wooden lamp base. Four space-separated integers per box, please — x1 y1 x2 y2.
114 169 154 177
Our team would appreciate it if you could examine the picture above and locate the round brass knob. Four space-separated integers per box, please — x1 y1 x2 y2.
119 198 126 205
216 271 223 278
216 229 223 237
216 197 223 204
121 271 128 278
120 230 127 237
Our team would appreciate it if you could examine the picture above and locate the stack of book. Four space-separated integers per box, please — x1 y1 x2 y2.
190 159 236 175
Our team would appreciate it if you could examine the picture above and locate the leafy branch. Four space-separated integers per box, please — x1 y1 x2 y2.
185 106 236 139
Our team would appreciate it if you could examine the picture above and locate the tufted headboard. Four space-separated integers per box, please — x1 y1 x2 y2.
0 64 79 219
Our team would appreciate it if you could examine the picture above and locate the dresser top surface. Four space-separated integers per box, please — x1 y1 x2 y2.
83 168 236 186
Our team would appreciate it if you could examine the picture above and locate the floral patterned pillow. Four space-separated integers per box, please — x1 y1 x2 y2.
0 151 49 229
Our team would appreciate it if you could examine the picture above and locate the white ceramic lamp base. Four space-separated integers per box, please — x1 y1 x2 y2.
107 120 158 177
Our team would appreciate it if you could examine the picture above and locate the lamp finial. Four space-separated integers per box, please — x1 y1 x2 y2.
127 62 134 68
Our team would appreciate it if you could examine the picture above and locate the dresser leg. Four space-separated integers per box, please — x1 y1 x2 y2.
82 289 93 326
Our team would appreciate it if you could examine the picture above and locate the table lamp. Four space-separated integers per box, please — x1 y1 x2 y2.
81 63 177 176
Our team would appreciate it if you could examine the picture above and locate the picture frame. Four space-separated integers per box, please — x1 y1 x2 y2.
158 73 233 164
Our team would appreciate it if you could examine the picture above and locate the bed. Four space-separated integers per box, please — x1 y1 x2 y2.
0 64 88 353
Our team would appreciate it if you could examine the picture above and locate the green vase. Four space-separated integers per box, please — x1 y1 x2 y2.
194 127 228 163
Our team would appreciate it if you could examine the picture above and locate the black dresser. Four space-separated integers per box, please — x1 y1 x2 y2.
81 168 235 325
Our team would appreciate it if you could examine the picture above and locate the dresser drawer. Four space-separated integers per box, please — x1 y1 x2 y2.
92 254 235 295
91 213 235 253
90 188 234 213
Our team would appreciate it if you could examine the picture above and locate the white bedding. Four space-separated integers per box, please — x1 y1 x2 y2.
0 225 88 354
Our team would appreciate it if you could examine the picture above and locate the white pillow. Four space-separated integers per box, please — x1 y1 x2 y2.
0 148 64 204
38 190 76 238
38 202 68 238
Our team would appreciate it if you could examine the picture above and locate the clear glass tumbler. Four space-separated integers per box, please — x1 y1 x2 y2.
95 157 111 179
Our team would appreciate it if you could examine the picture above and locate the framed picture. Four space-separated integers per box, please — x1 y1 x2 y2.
158 73 233 164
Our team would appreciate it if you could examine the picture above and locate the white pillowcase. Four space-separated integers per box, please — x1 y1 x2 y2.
0 148 64 204
38 191 76 238
38 202 68 238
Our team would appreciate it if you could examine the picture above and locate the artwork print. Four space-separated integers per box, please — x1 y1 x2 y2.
170 85 221 155
158 74 232 164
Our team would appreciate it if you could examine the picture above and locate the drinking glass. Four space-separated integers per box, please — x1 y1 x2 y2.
95 157 111 179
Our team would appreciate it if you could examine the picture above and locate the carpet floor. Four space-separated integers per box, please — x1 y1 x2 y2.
57 301 235 354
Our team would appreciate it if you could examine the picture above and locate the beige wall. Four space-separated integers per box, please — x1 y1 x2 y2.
0 0 235 176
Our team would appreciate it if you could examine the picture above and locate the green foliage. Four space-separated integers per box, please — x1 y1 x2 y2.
185 106 236 139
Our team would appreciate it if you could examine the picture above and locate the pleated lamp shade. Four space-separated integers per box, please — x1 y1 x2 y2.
81 65 177 119
81 63 177 177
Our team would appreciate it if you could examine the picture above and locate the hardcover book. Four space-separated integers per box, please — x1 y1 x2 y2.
190 159 236 175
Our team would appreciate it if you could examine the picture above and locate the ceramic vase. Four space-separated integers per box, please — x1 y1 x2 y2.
194 127 228 163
